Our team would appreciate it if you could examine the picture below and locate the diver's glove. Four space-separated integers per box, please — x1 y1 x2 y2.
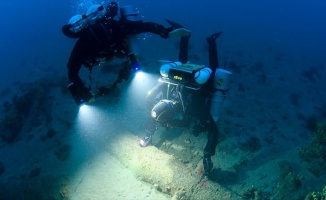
128 52 140 71
68 83 94 106
203 155 213 176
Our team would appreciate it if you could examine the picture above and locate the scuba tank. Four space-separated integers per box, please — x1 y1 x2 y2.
68 4 105 33
209 68 232 122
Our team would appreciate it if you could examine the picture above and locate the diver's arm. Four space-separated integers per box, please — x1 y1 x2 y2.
207 32 222 70
66 41 93 104
140 22 175 38
203 113 219 157
67 40 87 87
121 20 172 38
179 36 190 64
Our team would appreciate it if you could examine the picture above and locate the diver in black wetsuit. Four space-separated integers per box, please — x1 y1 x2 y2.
139 28 223 176
62 2 190 106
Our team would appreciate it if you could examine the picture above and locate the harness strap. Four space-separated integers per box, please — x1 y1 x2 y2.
176 84 186 113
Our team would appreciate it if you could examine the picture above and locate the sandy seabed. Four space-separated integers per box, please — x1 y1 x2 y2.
0 39 325 200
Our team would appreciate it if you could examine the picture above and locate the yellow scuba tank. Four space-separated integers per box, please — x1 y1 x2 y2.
209 68 232 122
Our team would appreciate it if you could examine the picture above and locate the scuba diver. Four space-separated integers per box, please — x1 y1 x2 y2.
139 22 231 175
62 1 190 106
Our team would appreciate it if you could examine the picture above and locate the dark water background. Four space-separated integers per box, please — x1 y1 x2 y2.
0 0 325 87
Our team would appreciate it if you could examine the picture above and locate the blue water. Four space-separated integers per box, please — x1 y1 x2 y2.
0 0 325 84
0 0 325 199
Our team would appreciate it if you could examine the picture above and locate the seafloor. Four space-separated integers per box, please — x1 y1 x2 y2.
0 35 325 200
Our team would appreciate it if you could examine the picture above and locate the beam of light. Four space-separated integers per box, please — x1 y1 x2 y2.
125 71 158 103
134 70 143 78
129 71 157 91
74 104 114 143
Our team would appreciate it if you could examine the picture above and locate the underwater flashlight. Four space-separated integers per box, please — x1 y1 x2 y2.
67 83 93 106
128 52 141 72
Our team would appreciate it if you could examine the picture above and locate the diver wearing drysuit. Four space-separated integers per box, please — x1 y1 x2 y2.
139 29 223 175
62 2 190 105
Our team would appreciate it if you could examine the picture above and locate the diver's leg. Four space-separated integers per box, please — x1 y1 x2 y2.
179 36 190 64
164 19 190 63
203 115 219 175
140 117 157 147
67 42 84 87
67 40 94 104
206 32 222 69
203 117 219 157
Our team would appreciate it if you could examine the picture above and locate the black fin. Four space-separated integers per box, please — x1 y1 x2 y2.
206 32 223 43
165 19 184 28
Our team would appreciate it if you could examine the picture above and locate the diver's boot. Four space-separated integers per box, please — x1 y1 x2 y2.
206 32 223 43
139 134 152 147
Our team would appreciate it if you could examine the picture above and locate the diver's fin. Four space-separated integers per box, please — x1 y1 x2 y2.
165 19 184 28
206 32 223 43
